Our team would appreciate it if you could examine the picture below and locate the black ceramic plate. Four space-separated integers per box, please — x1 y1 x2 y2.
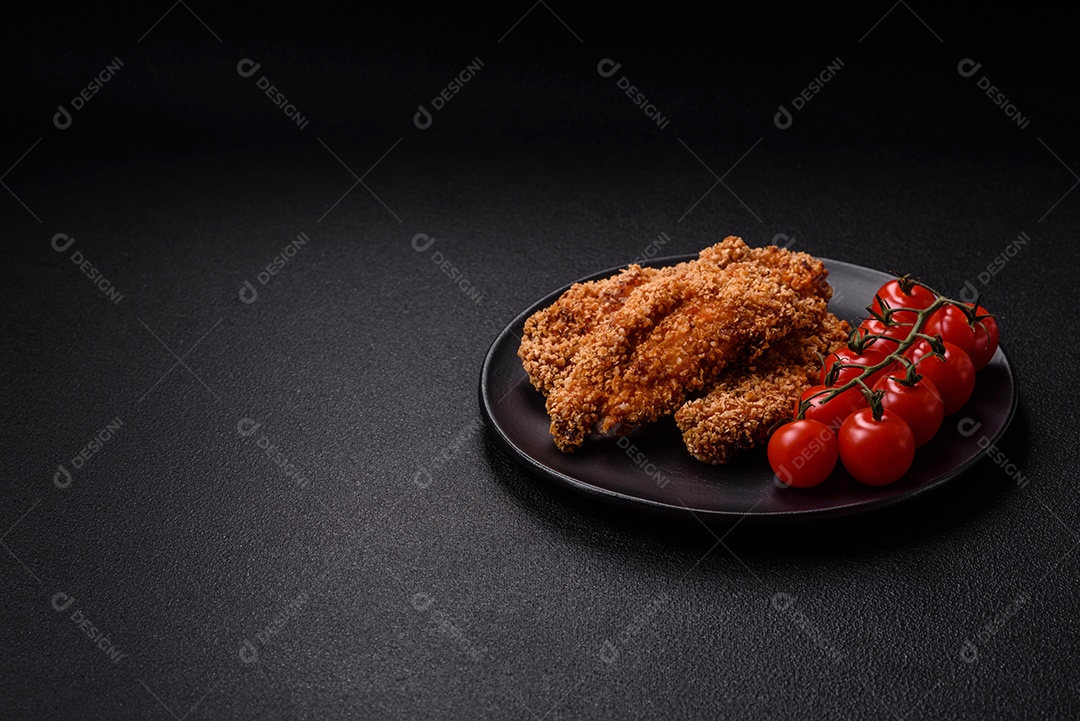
480 255 1018 522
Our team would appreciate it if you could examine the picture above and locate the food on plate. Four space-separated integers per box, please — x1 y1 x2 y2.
517 264 658 396
904 340 976 416
819 335 897 388
964 304 999 370
837 406 916 486
774 275 1000 488
869 278 936 325
676 313 848 464
517 239 1002 488
924 304 978 358
795 383 868 433
519 236 845 454
767 419 838 488
872 374 944 447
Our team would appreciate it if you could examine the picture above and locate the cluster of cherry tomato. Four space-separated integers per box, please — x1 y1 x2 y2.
767 276 1000 488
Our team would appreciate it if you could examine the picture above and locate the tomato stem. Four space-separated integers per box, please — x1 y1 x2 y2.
897 356 923 386
894 274 918 295
865 388 886 422
797 283 972 418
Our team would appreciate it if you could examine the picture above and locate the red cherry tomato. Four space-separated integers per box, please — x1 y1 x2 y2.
838 409 916 486
796 384 868 432
870 279 937 325
965 304 1000 371
768 420 838 488
872 375 945 447
857 317 912 354
905 341 976 416
924 305 977 358
820 346 896 388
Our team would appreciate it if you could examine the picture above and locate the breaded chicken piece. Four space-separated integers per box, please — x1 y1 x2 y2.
518 236 830 397
541 243 831 451
519 236 762 395
519 264 659 395
675 313 850 464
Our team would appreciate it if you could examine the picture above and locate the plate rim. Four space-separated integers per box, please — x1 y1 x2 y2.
479 253 1019 523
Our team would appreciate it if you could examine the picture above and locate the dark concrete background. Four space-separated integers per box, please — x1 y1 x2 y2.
3 5 1078 719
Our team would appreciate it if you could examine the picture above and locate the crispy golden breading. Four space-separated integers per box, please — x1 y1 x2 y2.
517 237 833 400
519 264 659 395
518 237 765 396
675 313 850 464
517 236 841 457
528 238 832 451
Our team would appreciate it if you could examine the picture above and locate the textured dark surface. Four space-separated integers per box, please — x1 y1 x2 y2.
3 6 1080 720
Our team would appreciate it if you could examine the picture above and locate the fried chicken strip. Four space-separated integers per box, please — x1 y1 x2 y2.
518 236 764 395
519 264 659 396
542 241 832 451
518 236 831 396
675 313 850 464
